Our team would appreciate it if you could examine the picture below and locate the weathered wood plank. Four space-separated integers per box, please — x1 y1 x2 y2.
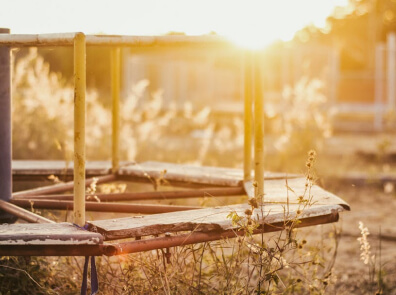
0 222 103 245
110 213 340 255
12 160 299 187
244 178 350 210
89 203 344 240
12 160 128 176
88 178 349 240
118 161 300 187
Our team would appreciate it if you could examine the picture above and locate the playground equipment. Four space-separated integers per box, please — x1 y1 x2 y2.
0 31 349 257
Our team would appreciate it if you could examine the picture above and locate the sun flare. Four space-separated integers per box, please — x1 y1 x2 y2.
1 0 348 50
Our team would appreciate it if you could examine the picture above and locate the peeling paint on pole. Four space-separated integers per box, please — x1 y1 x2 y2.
111 47 121 173
73 33 86 226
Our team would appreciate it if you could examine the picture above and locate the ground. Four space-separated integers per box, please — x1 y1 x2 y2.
322 183 396 294
305 132 396 294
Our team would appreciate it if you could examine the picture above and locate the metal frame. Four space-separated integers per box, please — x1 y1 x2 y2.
0 31 266 225
0 31 282 259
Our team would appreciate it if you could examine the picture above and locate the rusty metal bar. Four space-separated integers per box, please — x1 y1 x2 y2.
110 212 339 255
0 200 55 224
244 50 253 182
18 186 246 201
253 52 265 201
10 199 201 214
0 244 117 257
0 28 12 222
12 174 116 199
111 47 121 173
0 34 228 47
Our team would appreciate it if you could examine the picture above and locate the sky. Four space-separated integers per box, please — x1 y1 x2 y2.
1 0 349 48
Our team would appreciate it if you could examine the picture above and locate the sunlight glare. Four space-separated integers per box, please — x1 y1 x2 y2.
0 0 348 49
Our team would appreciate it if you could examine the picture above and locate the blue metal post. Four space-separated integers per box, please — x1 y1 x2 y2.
0 28 13 222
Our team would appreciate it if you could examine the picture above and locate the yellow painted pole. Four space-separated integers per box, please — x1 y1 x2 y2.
73 32 86 226
253 52 264 202
243 50 253 181
111 47 121 173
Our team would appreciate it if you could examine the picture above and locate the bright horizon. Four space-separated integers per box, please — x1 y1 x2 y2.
1 0 348 49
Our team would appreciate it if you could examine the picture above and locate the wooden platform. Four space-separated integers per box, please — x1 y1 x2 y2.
88 178 349 240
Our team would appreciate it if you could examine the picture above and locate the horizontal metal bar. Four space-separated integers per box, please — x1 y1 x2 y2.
18 186 246 201
0 244 117 256
12 174 116 199
0 33 229 47
116 174 234 189
0 200 55 223
10 199 201 214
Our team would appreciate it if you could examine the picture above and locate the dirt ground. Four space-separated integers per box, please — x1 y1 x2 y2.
310 132 396 294
322 182 396 294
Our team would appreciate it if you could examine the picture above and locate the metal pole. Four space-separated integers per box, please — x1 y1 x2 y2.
11 199 200 214
0 200 55 224
0 28 13 222
111 47 120 173
12 186 246 201
13 174 116 199
73 33 86 226
253 52 265 201
374 44 384 131
387 32 396 112
244 51 253 181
